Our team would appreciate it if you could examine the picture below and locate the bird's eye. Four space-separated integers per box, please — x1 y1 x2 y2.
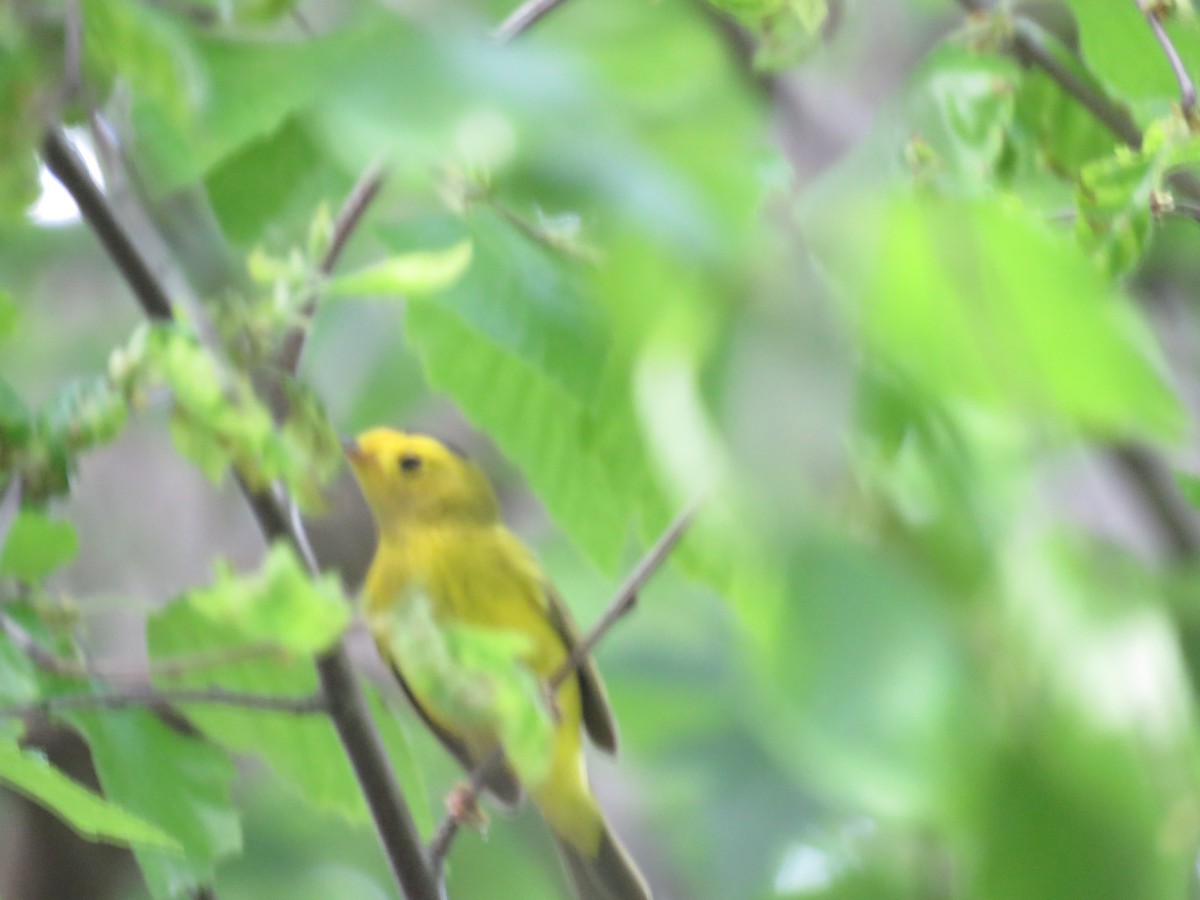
398 454 422 473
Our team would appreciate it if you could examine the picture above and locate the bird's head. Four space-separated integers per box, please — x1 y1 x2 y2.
343 429 499 533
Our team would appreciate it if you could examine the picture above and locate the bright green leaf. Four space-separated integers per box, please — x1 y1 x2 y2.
0 511 79 580
326 240 473 299
147 599 432 833
845 195 1182 440
382 211 609 403
1066 0 1200 111
187 543 349 654
0 737 180 849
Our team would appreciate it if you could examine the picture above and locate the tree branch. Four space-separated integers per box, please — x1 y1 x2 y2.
273 159 389 392
40 130 173 322
427 501 699 872
0 609 281 682
1134 0 1197 124
0 476 22 553
0 686 326 719
41 128 442 900
948 2 1200 559
494 0 573 43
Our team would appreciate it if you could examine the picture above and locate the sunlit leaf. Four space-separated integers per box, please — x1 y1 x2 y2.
0 511 78 580
0 737 180 849
326 239 473 298
187 543 349 654
147 600 431 832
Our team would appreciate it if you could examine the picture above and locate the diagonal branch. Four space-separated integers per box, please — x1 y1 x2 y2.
0 609 280 682
40 128 442 900
0 476 22 552
0 686 326 719
273 159 389 394
1134 0 1197 124
494 0 573 43
427 501 699 872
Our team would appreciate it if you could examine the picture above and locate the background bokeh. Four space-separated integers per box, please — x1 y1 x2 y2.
5 0 1200 898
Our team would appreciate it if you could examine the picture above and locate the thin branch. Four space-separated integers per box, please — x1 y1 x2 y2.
428 501 700 871
42 129 442 900
951 2 1200 560
1135 0 1198 123
40 129 173 322
1112 445 1200 559
0 476 22 553
273 160 389 387
0 610 280 681
63 0 82 102
1012 17 1144 149
494 0 572 43
0 686 326 719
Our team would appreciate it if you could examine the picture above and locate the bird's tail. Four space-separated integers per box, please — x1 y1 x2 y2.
552 817 652 900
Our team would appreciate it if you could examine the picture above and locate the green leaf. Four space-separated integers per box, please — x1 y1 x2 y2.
1066 0 1200 111
1011 31 1121 176
703 0 828 70
0 290 17 341
0 737 180 849
326 239 473 299
1075 147 1157 276
382 211 609 403
42 376 129 453
147 600 429 831
0 374 31 439
842 195 1182 440
0 511 79 580
187 543 349 654
371 593 554 784
406 301 640 570
744 532 966 819
68 707 241 899
83 0 201 136
129 7 409 192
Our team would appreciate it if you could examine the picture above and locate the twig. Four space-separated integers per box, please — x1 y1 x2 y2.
41 129 442 900
1135 0 1198 123
0 477 22 553
427 501 700 872
0 686 326 719
950 2 1200 560
40 130 173 322
0 610 281 681
494 0 572 43
63 0 82 102
274 160 389 387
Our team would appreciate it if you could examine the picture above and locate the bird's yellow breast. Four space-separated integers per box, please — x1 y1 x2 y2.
363 522 568 678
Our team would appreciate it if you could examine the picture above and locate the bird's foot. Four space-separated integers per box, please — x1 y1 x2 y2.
446 783 489 833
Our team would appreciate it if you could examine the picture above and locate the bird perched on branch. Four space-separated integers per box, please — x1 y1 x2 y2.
344 428 651 900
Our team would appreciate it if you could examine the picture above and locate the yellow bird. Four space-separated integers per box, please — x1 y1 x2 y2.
344 428 652 900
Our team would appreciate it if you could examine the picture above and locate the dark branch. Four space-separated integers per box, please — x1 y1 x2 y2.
0 686 326 718
41 129 441 900
40 129 173 321
1135 0 1197 123
494 0 572 43
428 501 699 871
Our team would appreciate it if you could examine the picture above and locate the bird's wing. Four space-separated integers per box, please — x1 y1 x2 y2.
543 583 619 755
384 651 525 808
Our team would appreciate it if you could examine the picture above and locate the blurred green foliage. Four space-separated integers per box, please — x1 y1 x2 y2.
4 0 1200 899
